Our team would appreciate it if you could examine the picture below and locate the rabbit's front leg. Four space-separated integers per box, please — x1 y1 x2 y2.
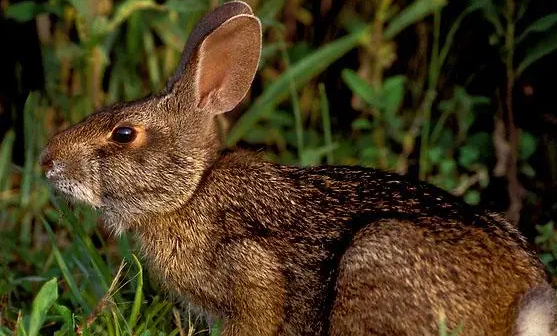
218 241 286 336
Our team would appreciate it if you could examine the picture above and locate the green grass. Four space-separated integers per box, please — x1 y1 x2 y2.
1 0 557 335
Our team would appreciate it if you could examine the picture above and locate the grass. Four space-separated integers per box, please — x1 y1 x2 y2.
1 0 557 335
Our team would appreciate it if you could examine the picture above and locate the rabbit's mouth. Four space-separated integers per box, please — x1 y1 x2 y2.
52 179 103 208
45 161 103 208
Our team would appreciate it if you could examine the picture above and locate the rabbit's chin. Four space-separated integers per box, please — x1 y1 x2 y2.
50 178 103 209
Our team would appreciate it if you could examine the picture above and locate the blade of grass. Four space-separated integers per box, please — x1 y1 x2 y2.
438 1 484 69
54 304 76 336
42 217 92 314
279 40 304 161
134 297 171 334
21 93 40 206
149 15 189 51
257 0 286 23
144 29 161 90
384 0 447 40
516 13 557 45
126 11 143 66
126 254 143 331
49 197 112 290
0 130 15 191
112 309 121 336
419 8 442 180
20 93 40 245
106 0 165 35
16 310 28 336
319 83 334 164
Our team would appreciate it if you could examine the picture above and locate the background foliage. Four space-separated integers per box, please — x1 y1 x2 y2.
1 0 557 334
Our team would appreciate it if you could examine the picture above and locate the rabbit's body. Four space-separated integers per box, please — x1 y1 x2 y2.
40 2 556 335
126 150 546 335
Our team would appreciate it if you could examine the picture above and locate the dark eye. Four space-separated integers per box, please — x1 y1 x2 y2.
111 127 137 143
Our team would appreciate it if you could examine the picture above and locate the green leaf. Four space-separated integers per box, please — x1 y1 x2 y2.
210 319 223 336
427 146 444 164
517 27 557 77
300 144 339 166
67 0 94 18
459 132 492 166
519 131 537 160
27 278 58 336
520 163 536 178
384 0 447 40
464 190 480 205
227 26 368 146
440 159 456 175
382 76 406 115
516 13 557 45
4 1 41 22
54 304 75 336
341 69 382 108
473 0 504 36
535 221 555 244
458 145 480 169
351 118 373 130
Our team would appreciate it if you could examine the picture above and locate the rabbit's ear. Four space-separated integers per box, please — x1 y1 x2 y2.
165 1 261 115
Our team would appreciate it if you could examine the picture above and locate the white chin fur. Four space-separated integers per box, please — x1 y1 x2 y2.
51 178 102 208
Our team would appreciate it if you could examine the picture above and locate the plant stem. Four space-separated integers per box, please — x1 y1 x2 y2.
419 8 441 180
319 83 334 164
279 41 305 162
504 0 523 225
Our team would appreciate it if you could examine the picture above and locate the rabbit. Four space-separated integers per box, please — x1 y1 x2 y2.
40 1 556 335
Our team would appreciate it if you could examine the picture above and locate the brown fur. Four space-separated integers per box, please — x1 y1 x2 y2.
40 2 555 335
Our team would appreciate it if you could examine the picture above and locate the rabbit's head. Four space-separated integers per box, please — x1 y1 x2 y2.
40 1 261 229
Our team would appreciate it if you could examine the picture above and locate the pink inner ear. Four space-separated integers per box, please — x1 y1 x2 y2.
197 33 232 109
195 15 261 114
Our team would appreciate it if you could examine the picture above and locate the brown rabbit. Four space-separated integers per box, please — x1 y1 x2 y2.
40 1 556 335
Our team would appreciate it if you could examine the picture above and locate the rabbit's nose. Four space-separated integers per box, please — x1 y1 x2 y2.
39 150 54 171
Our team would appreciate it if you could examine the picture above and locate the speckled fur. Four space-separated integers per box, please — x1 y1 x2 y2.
40 2 555 335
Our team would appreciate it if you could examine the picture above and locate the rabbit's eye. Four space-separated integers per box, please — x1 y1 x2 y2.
111 127 137 144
